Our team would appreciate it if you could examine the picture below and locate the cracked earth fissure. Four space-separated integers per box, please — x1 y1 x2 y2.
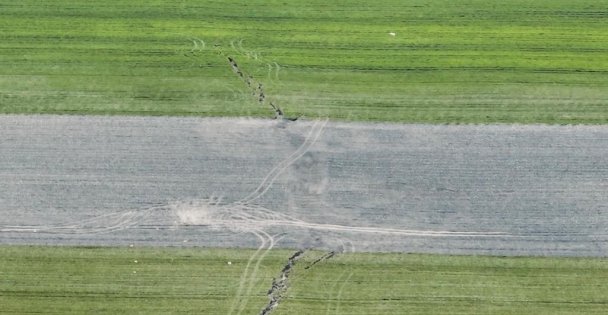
259 250 305 315
227 56 286 119
304 251 336 270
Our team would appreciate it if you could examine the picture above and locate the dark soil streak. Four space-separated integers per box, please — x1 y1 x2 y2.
227 56 281 116
304 251 336 270
259 250 305 315
226 55 298 121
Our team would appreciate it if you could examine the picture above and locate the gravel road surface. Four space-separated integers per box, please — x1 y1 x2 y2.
1 115 606 256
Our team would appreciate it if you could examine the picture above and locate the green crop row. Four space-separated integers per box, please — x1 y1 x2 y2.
1 246 607 314
1 0 608 123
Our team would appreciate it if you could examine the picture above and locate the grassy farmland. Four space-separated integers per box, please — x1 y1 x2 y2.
1 246 607 314
1 0 608 123
3 1 608 314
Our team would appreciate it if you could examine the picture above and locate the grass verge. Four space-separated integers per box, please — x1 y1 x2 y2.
1 245 606 314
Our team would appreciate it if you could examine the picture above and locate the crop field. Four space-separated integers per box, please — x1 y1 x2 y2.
2 0 608 123
1 246 607 315
2 114 608 313
3 1 608 314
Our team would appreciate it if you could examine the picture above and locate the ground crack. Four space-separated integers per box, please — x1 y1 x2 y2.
304 251 336 270
259 249 305 315
227 56 298 121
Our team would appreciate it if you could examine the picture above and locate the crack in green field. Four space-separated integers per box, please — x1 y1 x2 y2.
2 0 608 123
1 246 607 314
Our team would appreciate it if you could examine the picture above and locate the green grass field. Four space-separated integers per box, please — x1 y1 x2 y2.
1 246 607 314
3 2 608 314
2 0 608 123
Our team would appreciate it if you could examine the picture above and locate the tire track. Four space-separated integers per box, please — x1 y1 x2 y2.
235 230 278 315
5 116 603 256
229 230 271 315
237 119 328 204
324 270 354 315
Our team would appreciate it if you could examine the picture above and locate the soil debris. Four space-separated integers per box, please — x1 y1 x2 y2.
304 251 336 270
259 250 305 315
226 55 298 121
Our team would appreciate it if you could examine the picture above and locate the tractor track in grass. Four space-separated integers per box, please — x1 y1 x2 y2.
1 115 607 256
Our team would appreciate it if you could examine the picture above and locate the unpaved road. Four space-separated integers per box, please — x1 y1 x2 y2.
1 115 607 256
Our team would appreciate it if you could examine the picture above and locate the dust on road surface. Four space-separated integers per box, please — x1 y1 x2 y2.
1 115 607 256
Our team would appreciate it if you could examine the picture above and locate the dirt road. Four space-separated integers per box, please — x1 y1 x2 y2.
1 115 606 256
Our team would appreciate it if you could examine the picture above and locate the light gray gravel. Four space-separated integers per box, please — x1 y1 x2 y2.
1 115 607 256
